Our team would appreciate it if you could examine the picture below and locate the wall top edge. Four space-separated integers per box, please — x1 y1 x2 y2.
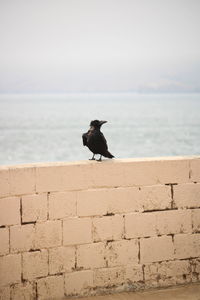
0 155 200 170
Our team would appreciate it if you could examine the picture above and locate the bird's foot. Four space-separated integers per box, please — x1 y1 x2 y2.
97 155 102 162
89 158 96 160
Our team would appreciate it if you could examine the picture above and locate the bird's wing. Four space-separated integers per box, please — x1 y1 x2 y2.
82 132 88 146
99 132 108 150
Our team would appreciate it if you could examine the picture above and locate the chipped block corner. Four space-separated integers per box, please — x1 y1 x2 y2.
0 156 200 299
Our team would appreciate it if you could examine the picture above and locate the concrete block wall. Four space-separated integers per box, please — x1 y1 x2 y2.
0 156 200 300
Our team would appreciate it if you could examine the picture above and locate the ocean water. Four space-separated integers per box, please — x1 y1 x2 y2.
0 93 200 166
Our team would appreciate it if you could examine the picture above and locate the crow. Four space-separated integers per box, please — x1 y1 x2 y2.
82 120 114 161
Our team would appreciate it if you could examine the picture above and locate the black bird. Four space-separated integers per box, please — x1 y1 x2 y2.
82 120 114 161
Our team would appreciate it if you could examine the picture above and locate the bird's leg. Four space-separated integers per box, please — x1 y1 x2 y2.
89 154 95 160
97 155 102 162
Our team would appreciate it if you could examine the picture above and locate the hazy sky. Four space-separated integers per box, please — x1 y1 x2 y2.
0 0 200 93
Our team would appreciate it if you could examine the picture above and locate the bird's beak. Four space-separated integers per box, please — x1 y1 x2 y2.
100 120 107 126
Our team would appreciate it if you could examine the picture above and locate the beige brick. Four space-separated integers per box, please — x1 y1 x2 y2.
173 183 200 208
22 193 47 223
125 213 157 238
144 260 190 281
10 224 35 253
11 282 35 300
140 185 171 211
190 158 200 182
36 163 93 193
107 187 141 214
174 234 200 259
0 254 21 287
49 191 76 219
0 286 10 300
125 264 143 283
77 243 106 269
93 215 124 242
0 197 20 226
49 246 75 274
94 267 125 287
65 270 94 296
155 210 192 235
77 189 107 217
0 167 9 198
0 228 9 255
106 239 139 267
140 236 174 263
10 166 35 196
192 209 200 232
63 218 92 246
37 275 64 300
22 250 48 280
35 220 62 249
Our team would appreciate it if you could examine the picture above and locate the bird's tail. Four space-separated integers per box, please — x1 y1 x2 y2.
105 151 114 159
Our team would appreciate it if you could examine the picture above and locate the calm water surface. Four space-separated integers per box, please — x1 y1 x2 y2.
0 93 200 165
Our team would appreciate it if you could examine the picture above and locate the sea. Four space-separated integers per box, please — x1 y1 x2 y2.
0 93 200 166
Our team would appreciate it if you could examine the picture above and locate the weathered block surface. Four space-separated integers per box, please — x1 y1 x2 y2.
173 183 200 208
49 246 75 274
37 275 64 300
0 197 20 226
0 228 9 255
0 254 21 287
10 224 35 253
140 236 174 263
93 215 124 242
63 217 92 245
22 250 48 280
49 191 76 219
0 156 199 298
22 193 47 223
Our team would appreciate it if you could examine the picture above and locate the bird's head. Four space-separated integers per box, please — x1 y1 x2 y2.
90 120 107 129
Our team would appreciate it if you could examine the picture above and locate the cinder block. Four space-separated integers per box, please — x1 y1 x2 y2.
10 282 36 300
125 213 157 238
192 209 200 233
125 264 143 283
107 187 141 214
173 183 200 209
94 267 125 287
0 197 20 226
49 191 76 219
174 234 200 259
140 236 174 263
49 246 75 274
144 260 190 281
10 224 35 253
0 228 9 255
77 243 106 269
139 185 171 211
0 254 21 287
0 167 9 198
37 275 64 300
10 166 35 196
0 286 10 300
36 163 93 193
93 215 124 242
63 218 92 246
22 193 47 223
35 220 62 249
22 250 48 280
190 159 200 182
77 189 107 217
106 239 139 267
65 270 94 296
155 210 192 235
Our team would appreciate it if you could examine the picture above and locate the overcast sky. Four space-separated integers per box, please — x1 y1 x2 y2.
0 0 200 93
